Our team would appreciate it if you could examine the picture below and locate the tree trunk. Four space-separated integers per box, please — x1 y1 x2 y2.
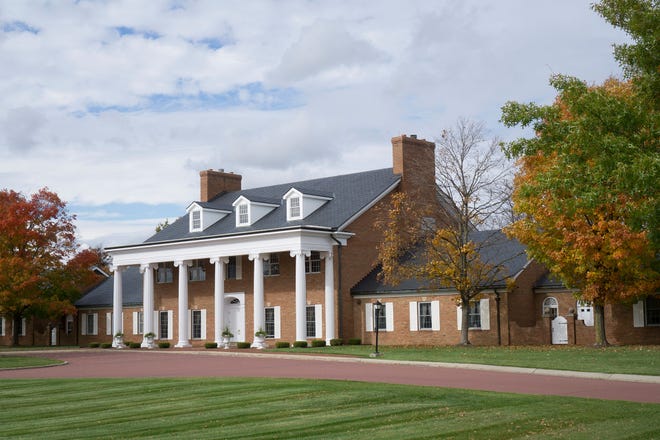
593 304 609 347
458 298 471 345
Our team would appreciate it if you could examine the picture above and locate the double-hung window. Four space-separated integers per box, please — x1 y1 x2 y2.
189 260 206 282
468 301 481 329
289 196 301 219
159 311 169 339
191 310 202 339
418 302 433 330
263 253 280 276
306 306 317 338
238 203 249 226
157 263 173 283
265 307 276 338
305 251 321 274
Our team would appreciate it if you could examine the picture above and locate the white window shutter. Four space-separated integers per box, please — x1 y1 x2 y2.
236 257 242 280
385 302 394 332
132 312 138 335
81 313 87 335
274 306 281 339
633 300 645 328
188 309 192 335
167 311 173 340
106 312 112 335
409 302 418 331
456 306 462 330
153 311 160 339
480 299 490 330
201 309 207 339
431 300 441 331
315 304 323 338
92 314 98 335
365 303 373 331
0 317 4 336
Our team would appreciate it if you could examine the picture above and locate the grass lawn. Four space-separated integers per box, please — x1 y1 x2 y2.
270 345 660 375
0 356 65 369
0 378 658 439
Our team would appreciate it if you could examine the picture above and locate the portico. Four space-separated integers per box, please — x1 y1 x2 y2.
108 228 349 347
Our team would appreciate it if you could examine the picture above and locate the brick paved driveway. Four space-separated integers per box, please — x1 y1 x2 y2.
1 350 659 403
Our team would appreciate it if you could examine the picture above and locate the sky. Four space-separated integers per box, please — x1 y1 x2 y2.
0 0 629 249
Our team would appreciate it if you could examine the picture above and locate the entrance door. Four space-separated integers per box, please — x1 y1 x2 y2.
551 316 568 344
224 296 245 342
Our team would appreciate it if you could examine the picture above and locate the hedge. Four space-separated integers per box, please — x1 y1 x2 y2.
311 339 326 347
347 338 361 345
293 341 308 348
275 341 290 348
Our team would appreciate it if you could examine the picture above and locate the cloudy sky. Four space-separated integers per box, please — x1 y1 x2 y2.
1 0 628 248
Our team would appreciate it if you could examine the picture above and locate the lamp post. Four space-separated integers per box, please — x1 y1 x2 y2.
371 300 383 358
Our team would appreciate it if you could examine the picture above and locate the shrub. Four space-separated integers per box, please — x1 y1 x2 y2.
330 338 343 346
100 343 113 349
158 342 170 349
205 342 218 349
275 341 290 349
88 342 100 348
237 342 251 349
347 338 361 345
123 341 132 346
129 342 141 349
311 339 326 347
293 340 308 348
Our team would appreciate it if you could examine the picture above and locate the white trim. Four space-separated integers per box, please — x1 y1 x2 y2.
106 312 112 336
480 299 490 330
385 302 394 332
153 311 160 339
431 300 441 331
273 306 281 339
457 305 462 330
633 300 645 328
314 304 323 339
365 303 373 332
132 312 139 335
200 309 207 340
409 301 418 331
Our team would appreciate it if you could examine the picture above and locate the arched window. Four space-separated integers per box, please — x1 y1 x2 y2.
542 297 559 318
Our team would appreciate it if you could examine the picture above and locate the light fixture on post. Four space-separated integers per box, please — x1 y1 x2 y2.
371 300 383 358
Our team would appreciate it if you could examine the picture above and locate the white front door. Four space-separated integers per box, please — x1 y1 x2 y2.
225 295 246 342
551 316 568 344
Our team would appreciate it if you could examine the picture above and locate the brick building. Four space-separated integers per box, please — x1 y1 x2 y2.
72 135 659 348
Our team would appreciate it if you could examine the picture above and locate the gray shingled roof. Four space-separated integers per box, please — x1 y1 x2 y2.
143 168 400 244
75 266 143 308
351 230 529 294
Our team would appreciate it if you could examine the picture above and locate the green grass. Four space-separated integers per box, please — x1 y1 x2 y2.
0 356 65 369
271 345 660 375
0 378 658 439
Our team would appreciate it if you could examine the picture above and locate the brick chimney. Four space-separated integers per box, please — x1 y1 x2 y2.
200 169 242 202
392 134 436 194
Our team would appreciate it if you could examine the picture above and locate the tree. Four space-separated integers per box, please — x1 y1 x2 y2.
0 188 102 345
155 219 170 233
378 118 515 345
500 0 659 346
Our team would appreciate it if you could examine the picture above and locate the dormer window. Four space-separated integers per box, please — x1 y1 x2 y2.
186 202 231 233
191 210 202 231
232 195 278 227
289 196 301 220
283 187 333 221
237 203 249 226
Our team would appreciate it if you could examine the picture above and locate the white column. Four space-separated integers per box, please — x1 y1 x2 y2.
111 265 124 347
140 263 156 347
210 257 228 345
291 250 309 341
249 253 265 346
323 251 335 343
174 260 192 348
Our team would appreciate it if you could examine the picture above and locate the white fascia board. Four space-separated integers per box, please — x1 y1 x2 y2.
337 178 400 231
108 228 337 267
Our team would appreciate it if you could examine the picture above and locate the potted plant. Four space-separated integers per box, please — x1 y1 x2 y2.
113 332 125 349
252 327 267 349
144 332 156 349
221 327 234 349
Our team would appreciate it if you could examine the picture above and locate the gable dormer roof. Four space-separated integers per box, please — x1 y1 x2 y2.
283 187 334 221
186 202 232 232
232 195 279 227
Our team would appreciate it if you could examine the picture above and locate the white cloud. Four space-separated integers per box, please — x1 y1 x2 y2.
0 0 630 247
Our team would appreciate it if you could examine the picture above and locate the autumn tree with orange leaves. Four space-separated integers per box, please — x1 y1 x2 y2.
0 188 105 345
501 0 659 346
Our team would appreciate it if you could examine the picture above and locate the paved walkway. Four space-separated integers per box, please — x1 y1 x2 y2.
1 349 659 403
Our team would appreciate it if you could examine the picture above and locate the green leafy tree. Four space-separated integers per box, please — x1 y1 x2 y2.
500 0 659 346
